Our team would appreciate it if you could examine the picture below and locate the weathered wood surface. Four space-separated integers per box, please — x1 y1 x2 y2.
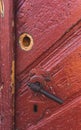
15 0 81 130
0 0 15 130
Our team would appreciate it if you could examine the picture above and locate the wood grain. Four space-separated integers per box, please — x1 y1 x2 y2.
0 0 15 130
15 0 81 130
15 0 81 75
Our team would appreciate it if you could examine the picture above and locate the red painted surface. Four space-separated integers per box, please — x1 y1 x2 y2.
15 1 81 130
0 0 15 130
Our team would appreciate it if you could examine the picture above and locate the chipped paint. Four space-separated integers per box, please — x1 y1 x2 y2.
11 60 15 94
11 60 15 129
0 84 3 92
0 0 4 17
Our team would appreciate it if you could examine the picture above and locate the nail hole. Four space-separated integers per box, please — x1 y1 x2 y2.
33 104 38 113
19 33 33 51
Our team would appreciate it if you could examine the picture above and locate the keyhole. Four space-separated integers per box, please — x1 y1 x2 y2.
33 104 38 113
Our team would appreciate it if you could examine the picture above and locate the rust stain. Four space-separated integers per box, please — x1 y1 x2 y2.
0 0 4 17
11 60 15 94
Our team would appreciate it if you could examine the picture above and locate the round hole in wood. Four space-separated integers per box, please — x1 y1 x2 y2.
19 33 33 51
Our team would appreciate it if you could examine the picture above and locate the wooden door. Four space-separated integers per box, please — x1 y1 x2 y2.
15 1 81 130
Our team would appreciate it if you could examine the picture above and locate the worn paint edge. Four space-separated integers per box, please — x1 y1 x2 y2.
11 60 15 94
11 60 15 129
0 0 4 17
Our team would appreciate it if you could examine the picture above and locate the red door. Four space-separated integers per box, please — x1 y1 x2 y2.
15 1 81 129
15 1 81 130
1 0 81 130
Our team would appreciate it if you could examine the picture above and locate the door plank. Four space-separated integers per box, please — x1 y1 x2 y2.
15 0 81 75
0 0 15 130
15 20 81 130
15 1 81 130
